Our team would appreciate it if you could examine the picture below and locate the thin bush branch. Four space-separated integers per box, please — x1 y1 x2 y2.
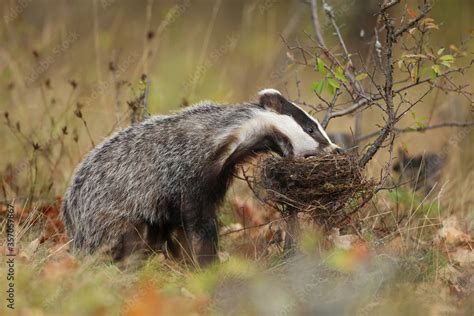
357 121 474 142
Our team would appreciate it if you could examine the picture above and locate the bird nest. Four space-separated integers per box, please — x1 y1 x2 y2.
248 153 375 228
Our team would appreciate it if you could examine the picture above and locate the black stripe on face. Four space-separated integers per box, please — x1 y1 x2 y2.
274 95 330 147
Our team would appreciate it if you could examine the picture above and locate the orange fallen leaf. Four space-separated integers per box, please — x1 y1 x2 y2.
124 283 207 316
123 286 164 316
42 255 77 279
434 216 472 246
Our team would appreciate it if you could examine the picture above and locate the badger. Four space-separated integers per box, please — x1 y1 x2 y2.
61 89 341 265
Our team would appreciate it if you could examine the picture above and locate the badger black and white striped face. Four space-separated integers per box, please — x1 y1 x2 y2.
258 88 341 157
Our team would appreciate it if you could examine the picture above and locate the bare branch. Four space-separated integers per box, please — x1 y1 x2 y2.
322 0 364 96
327 97 373 119
326 65 471 121
142 78 151 120
323 2 350 63
394 1 431 38
309 0 326 48
321 89 340 128
380 0 400 12
359 12 396 167
356 121 474 142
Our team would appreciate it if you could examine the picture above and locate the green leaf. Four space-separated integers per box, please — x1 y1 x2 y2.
410 66 418 82
416 121 426 129
431 64 441 79
355 73 368 81
334 66 348 82
411 111 426 129
441 61 452 68
327 78 340 89
440 54 454 62
398 60 404 69
403 54 428 59
317 57 326 75
311 80 325 95
431 64 441 74
327 83 335 95
326 78 339 96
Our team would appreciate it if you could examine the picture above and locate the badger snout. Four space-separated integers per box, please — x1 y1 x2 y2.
325 144 345 154
302 144 344 158
334 146 345 154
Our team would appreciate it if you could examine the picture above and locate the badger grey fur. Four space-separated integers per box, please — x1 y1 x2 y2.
61 89 339 264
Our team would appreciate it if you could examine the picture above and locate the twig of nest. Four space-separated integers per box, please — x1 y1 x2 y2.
248 153 375 228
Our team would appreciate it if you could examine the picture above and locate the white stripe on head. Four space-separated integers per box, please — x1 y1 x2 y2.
225 109 319 158
248 110 319 156
258 88 282 96
290 101 337 146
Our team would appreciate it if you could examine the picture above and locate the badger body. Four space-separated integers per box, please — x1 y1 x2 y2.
62 89 339 264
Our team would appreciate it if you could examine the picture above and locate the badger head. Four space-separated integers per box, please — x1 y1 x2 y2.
257 88 342 157
213 89 343 175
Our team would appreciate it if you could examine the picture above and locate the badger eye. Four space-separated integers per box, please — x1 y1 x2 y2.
307 128 314 134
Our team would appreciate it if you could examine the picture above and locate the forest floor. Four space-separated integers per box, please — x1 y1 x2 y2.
0 180 473 315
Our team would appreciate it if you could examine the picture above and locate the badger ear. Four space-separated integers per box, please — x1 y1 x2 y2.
258 89 285 113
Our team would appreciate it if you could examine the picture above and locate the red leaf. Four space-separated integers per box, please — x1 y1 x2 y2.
407 7 417 19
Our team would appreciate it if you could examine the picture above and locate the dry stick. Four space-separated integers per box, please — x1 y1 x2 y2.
110 52 122 125
307 1 354 94
219 217 286 237
321 89 340 128
359 12 396 167
356 121 474 142
143 0 154 75
142 79 151 120
393 0 431 38
354 4 388 140
306 1 377 121
75 114 95 147
322 0 361 94
92 0 105 109
323 1 365 102
309 0 326 48
380 0 400 12
323 2 350 63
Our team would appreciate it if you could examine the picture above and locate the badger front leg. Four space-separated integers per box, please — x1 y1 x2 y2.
179 202 219 266
193 217 219 266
